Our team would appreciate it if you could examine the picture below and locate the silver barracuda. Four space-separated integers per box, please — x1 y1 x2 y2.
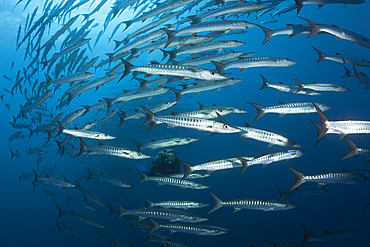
161 40 245 63
249 101 331 122
135 76 183 92
61 80 88 101
134 137 198 152
171 78 242 101
311 46 370 67
74 182 104 206
270 4 297 18
164 20 256 47
149 219 227 236
21 89 53 116
297 225 358 247
88 109 119 129
238 150 309 175
143 198 209 210
117 200 208 222
117 101 177 126
288 167 368 191
144 235 193 247
104 87 172 114
341 136 370 162
175 51 245 66
351 58 370 90
181 157 255 179
56 122 116 140
258 24 311 45
86 167 130 188
118 59 227 82
301 17 370 48
259 74 321 95
56 205 104 228
137 169 209 189
197 101 247 114
295 0 364 14
32 169 75 188
276 186 329 201
170 108 234 119
312 103 370 142
65 194 97 211
140 105 241 134
45 72 95 85
236 122 301 148
79 138 151 159
213 57 297 74
294 78 348 92
207 192 296 214
168 173 211 179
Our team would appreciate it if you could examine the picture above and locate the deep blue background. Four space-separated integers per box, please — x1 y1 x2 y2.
1 0 370 246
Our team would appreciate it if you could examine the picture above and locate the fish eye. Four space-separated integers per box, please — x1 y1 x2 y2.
210 70 215 75
224 125 229 129
186 138 190 141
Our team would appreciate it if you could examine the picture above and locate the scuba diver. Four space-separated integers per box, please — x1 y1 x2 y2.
148 149 181 176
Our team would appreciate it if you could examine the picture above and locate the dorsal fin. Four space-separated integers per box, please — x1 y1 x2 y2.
278 101 285 104
244 122 252 127
341 115 348 121
98 142 104 146
321 168 330 173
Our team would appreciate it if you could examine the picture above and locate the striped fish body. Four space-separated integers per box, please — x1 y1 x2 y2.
155 222 226 235
299 82 348 92
111 87 170 105
222 57 297 72
62 129 116 140
172 108 234 119
180 78 242 96
85 145 151 159
264 83 321 95
326 120 370 135
248 150 308 167
139 137 199 151
295 0 364 14
190 157 255 172
178 51 245 66
261 102 330 115
221 198 295 211
143 174 209 189
174 40 245 57
72 74 119 97
121 101 177 122
237 126 301 147
145 199 208 210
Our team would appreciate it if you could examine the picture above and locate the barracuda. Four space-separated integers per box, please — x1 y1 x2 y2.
311 46 370 67
86 167 130 188
143 198 208 210
288 167 368 191
294 78 348 92
238 150 309 175
135 137 198 152
300 17 370 48
149 219 227 235
117 200 208 222
21 89 53 116
79 138 151 159
171 78 242 101
32 169 75 188
118 59 227 82
207 192 296 214
249 101 331 122
197 101 247 114
56 205 105 228
117 101 177 126
276 186 329 201
57 122 115 140
161 40 245 63
259 74 321 95
181 157 255 179
341 136 370 161
236 122 301 148
214 56 297 74
140 105 241 134
170 108 234 119
137 169 209 189
312 103 370 142
165 20 256 47
176 51 245 66
294 0 364 14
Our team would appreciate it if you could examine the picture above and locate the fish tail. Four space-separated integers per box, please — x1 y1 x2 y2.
137 169 148 184
117 110 126 128
142 198 153 208
56 121 64 137
257 25 274 45
118 59 133 82
28 128 33 139
160 49 176 63
276 188 286 201
179 159 193 180
107 200 117 216
309 119 323 146
340 64 353 78
236 157 251 175
294 0 303 14
10 149 14 160
293 78 305 93
297 225 313 247
116 199 126 220
340 136 359 160
80 105 91 116
163 29 176 48
86 167 94 181
78 137 88 156
248 102 266 122
207 192 224 214
55 205 65 218
211 61 225 74
103 98 114 115
148 218 160 235
169 88 182 102
143 235 155 243
121 20 133 32
299 17 320 38
134 78 148 93
311 46 326 63
54 140 62 154
65 193 71 204
288 167 305 191
134 140 142 152
139 105 158 133
312 103 329 142
259 74 270 90
111 236 122 247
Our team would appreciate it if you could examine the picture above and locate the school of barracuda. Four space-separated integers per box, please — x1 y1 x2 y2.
5 0 370 246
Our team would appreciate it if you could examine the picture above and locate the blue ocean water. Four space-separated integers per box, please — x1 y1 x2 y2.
1 0 370 246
